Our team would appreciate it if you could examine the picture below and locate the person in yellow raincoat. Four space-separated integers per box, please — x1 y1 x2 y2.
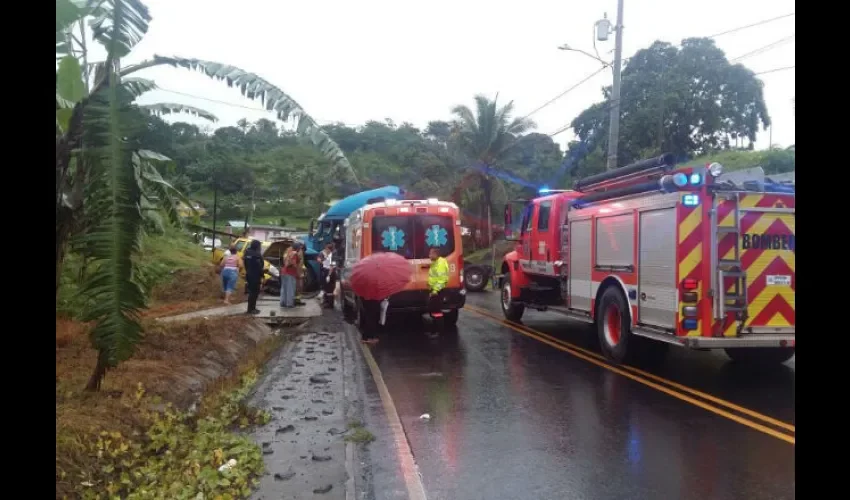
427 247 449 330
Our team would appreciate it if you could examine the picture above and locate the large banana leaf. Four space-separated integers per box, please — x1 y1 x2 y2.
123 55 360 186
89 0 151 59
78 79 145 384
134 150 195 226
76 0 149 390
140 102 218 122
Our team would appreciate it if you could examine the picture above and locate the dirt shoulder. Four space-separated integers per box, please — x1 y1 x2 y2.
56 315 282 499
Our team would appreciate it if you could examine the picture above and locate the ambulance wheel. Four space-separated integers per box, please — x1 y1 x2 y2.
596 287 638 364
724 347 795 366
442 309 459 327
355 299 376 337
500 275 525 322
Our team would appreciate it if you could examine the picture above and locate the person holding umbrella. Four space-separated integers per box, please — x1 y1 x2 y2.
349 252 413 344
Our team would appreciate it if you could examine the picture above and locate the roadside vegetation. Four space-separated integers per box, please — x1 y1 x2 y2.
55 0 347 497
56 315 284 499
56 0 792 497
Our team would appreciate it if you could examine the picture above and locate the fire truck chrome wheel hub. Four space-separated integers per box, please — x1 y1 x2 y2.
501 284 512 310
604 305 622 346
467 271 483 287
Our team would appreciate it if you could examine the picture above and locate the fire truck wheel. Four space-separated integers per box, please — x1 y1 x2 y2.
500 275 525 322
596 287 637 364
724 347 795 366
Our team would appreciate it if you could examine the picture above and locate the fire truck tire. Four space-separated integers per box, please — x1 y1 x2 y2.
724 347 795 366
500 275 525 322
596 287 639 364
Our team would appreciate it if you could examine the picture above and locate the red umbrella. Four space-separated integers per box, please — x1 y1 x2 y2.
350 252 413 301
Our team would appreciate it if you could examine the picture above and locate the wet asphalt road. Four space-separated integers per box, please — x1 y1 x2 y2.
362 292 795 500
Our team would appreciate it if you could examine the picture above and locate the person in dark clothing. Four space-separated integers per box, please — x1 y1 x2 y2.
243 239 264 314
360 299 382 344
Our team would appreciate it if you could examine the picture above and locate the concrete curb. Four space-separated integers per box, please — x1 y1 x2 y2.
342 316 360 500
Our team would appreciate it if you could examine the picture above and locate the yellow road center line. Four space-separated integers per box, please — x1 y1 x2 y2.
359 342 429 500
464 306 795 445
467 305 795 434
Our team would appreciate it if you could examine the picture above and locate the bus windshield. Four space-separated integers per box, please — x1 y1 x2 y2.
371 215 456 259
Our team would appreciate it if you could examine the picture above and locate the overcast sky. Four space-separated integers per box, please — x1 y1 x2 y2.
131 0 795 153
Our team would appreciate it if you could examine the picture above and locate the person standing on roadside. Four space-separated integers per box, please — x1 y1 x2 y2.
219 245 243 305
295 243 306 306
319 243 334 299
280 243 300 308
243 239 264 315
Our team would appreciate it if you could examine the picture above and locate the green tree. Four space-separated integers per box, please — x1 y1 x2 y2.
55 0 355 390
571 38 771 168
450 94 535 246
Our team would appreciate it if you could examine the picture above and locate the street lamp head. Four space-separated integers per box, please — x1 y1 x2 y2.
557 44 571 51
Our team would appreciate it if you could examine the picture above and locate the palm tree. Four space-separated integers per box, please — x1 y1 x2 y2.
56 0 357 390
450 94 535 246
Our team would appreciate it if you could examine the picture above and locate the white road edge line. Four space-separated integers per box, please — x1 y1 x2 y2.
359 343 429 500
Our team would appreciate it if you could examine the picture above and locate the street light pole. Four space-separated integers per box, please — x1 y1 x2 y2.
211 178 218 260
606 0 625 170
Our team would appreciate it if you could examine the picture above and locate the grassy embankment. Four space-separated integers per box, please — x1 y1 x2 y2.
56 228 284 499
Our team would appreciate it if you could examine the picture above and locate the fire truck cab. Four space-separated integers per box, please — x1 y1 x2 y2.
499 154 795 366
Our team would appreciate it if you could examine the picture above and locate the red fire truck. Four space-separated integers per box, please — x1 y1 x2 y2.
498 154 795 366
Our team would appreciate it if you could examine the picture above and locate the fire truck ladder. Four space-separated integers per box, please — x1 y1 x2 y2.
713 192 749 330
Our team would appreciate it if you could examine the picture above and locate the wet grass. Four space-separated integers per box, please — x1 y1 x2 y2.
56 315 286 499
344 421 375 444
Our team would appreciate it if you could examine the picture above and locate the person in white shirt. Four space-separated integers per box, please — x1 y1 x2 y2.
318 243 334 299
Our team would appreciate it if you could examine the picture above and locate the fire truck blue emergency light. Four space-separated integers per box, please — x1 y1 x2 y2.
682 194 700 207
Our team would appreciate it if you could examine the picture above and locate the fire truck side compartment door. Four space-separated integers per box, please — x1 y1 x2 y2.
569 219 592 311
638 208 677 328
595 214 634 268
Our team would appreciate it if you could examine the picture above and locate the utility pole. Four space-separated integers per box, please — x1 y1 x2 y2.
606 0 625 170
211 178 219 260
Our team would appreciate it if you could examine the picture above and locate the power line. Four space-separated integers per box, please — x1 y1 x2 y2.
153 87 356 127
730 34 795 62
755 65 795 75
705 12 795 39
520 66 609 120
619 13 795 67
548 13 797 138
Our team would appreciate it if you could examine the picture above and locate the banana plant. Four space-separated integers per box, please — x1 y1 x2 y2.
55 0 357 390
